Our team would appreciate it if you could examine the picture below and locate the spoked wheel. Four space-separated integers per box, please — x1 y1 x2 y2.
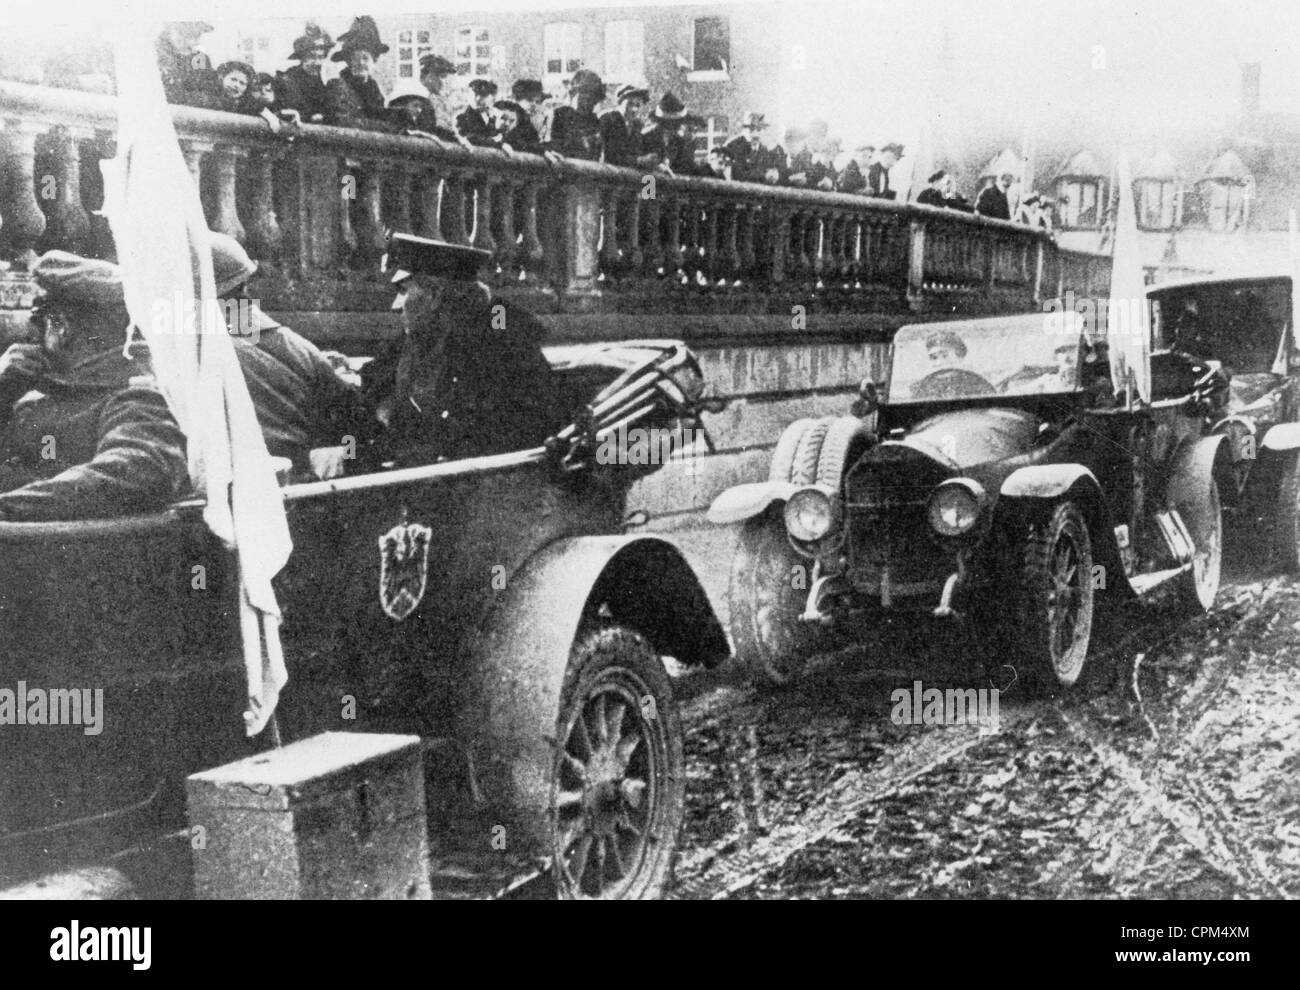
1175 477 1223 614
551 627 683 899
1015 501 1096 694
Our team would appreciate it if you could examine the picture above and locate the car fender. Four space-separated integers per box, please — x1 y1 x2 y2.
1167 433 1232 509
1000 464 1101 499
1261 422 1300 452
459 534 728 853
707 480 798 525
998 464 1132 597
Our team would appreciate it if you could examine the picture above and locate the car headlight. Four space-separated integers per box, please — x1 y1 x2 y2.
784 485 841 542
927 479 985 537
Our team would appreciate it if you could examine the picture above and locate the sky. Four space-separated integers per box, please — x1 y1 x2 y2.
14 0 1300 145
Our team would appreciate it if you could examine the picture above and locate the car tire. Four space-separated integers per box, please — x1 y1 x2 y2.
815 417 872 489
1274 454 1300 572
1175 476 1223 614
768 418 816 482
789 418 833 484
727 513 827 686
550 626 684 900
1014 501 1096 694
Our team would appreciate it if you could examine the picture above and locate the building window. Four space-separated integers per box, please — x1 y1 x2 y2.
237 34 271 70
1135 179 1179 231
689 16 730 80
1055 178 1102 229
396 29 434 79
1195 179 1250 232
543 22 583 91
692 115 729 162
604 20 645 85
454 25 492 77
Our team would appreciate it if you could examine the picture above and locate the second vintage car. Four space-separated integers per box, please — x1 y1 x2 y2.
709 312 1233 693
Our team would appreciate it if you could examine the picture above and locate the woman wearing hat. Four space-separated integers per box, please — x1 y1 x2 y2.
455 79 501 148
545 69 606 161
641 93 705 175
277 22 333 123
324 16 392 131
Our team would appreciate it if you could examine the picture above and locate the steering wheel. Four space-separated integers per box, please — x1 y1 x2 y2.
911 368 995 400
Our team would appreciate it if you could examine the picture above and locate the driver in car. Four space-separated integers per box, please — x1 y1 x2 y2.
913 328 987 399
1029 341 1080 392
362 233 558 466
0 251 189 521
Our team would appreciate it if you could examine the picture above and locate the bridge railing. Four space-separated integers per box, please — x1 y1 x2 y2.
0 79 1108 321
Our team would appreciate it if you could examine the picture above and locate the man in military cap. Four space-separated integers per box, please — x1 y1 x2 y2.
276 22 334 123
456 79 502 147
0 252 189 520
361 234 559 465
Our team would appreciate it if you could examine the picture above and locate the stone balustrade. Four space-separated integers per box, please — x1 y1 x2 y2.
1 78 1110 334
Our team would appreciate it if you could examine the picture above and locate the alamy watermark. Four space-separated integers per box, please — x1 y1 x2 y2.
1043 291 1147 336
890 679 1000 734
595 424 707 471
0 681 104 736
149 293 265 341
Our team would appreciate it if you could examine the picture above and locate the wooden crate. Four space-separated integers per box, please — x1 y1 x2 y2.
186 732 432 900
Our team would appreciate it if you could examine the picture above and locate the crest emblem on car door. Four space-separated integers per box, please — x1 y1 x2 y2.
378 522 433 621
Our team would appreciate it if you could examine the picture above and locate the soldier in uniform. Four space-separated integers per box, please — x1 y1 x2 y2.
0 252 189 520
276 23 333 123
361 234 559 465
455 79 501 147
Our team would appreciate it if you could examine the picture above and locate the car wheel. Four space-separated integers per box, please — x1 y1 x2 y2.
815 417 872 489
788 418 833 484
1175 476 1223 613
728 513 826 686
1273 454 1300 572
551 626 683 900
768 418 816 482
1015 501 1096 693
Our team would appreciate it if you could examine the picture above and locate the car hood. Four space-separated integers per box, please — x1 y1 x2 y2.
874 407 1043 471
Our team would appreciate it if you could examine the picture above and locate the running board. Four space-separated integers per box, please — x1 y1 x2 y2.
1128 563 1192 597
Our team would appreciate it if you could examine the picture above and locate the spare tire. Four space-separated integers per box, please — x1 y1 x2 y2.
815 417 871 489
768 418 816 482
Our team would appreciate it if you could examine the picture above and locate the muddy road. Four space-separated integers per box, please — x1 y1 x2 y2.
665 533 1300 900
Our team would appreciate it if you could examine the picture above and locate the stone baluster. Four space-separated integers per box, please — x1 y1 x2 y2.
0 119 49 267
352 163 386 266
685 198 703 275
518 181 544 281
664 197 683 273
562 181 602 304
625 192 643 272
338 161 359 263
770 205 790 284
417 171 442 240
643 194 664 275
441 173 469 245
493 177 518 278
737 204 757 280
845 216 864 284
789 212 809 278
719 201 739 283
210 145 246 244
39 126 92 256
472 174 497 258
244 149 283 260
599 185 621 276
386 163 413 236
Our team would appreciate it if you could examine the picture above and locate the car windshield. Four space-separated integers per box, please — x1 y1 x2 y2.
891 314 1086 403
1149 279 1291 373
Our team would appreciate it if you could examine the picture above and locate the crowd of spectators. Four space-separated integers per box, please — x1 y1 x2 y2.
133 18 1056 227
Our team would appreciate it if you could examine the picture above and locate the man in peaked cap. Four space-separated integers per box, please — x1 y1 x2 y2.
456 78 501 147
276 22 334 123
360 234 559 465
324 15 391 131
0 252 189 520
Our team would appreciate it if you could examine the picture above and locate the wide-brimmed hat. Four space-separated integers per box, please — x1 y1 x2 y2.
881 142 905 155
288 22 333 61
511 79 549 101
568 69 606 98
332 16 389 61
615 84 650 104
468 78 499 97
387 79 433 108
738 111 769 131
652 92 689 121
419 53 456 76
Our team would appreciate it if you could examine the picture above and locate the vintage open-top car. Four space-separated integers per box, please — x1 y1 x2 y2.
710 310 1235 692
0 339 728 900
1146 274 1300 567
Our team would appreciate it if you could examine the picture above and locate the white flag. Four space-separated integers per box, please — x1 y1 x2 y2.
1108 153 1152 404
101 25 293 737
